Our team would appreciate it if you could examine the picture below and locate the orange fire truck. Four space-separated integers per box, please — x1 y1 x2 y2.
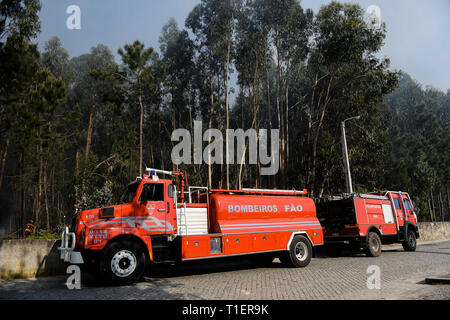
59 168 324 285
316 191 419 256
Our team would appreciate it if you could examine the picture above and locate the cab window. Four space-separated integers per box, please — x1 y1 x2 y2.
140 183 164 202
168 184 175 198
393 198 401 210
120 182 139 204
403 199 412 210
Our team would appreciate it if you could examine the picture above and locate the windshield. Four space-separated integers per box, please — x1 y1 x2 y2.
119 182 139 204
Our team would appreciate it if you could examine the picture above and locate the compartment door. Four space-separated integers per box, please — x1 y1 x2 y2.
381 203 395 224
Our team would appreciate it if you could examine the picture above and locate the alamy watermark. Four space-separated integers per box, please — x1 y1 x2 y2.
66 5 81 30
366 265 381 290
171 121 280 175
366 5 381 30
66 265 81 290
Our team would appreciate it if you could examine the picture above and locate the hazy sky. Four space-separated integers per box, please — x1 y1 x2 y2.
36 0 450 92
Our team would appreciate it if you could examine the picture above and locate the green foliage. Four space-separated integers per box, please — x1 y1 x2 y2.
381 72 450 221
0 0 41 41
24 231 60 240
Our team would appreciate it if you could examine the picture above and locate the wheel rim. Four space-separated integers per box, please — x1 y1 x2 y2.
371 237 380 252
111 250 137 278
294 242 308 261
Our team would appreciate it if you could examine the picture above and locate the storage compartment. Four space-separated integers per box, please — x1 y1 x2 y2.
210 236 222 253
176 206 208 236
316 198 357 234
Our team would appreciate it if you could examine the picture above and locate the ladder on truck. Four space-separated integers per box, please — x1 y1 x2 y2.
175 186 209 236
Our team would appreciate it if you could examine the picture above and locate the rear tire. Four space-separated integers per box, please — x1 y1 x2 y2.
280 235 312 268
365 232 382 257
98 240 146 286
402 229 417 252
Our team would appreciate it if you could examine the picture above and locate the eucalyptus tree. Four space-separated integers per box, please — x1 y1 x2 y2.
234 0 269 188
248 0 311 188
186 0 240 189
159 18 195 132
302 1 398 196
118 40 165 177
41 36 74 84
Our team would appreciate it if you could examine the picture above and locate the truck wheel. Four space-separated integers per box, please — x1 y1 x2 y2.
365 232 382 257
402 229 417 252
99 240 146 286
281 235 312 268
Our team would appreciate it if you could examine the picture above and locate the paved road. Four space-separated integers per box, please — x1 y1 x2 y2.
0 240 449 300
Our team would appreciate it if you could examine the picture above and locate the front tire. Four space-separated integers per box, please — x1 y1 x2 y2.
280 235 312 268
402 229 417 252
98 240 146 286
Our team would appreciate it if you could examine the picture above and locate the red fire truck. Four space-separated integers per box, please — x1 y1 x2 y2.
316 191 419 257
59 168 324 285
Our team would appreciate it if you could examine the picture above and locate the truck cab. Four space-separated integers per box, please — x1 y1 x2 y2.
60 170 179 284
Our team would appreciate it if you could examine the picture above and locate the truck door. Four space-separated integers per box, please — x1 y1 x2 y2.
401 195 416 224
138 182 167 234
166 184 176 234
391 193 405 226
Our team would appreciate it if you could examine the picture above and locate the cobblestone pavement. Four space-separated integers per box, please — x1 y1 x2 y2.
0 240 449 300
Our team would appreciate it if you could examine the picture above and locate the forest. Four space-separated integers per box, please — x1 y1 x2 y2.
0 0 449 237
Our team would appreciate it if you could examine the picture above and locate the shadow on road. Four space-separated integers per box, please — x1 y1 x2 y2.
145 256 282 279
143 247 370 279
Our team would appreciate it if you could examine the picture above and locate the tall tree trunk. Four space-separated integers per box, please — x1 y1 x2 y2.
208 50 214 189
51 168 55 225
285 83 289 172
430 190 436 221
225 41 230 190
44 163 50 230
85 96 95 162
159 120 164 170
275 24 285 188
20 150 25 237
306 74 318 188
266 60 272 188
310 75 334 195
438 192 444 221
428 195 433 221
445 187 450 219
36 137 43 234
75 151 79 172
139 90 144 177
252 55 259 187
238 143 248 190
188 101 198 174
171 90 176 132
0 136 9 193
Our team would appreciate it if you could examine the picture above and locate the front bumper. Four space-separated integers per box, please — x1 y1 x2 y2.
58 227 84 264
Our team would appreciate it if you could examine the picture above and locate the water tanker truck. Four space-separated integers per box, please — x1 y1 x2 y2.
59 168 323 285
